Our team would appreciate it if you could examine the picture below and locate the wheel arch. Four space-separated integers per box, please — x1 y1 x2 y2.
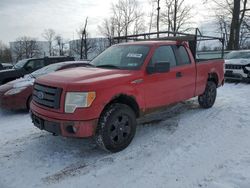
208 72 219 87
101 94 140 118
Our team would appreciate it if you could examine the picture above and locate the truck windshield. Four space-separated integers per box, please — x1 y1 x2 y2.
91 45 150 70
14 59 28 69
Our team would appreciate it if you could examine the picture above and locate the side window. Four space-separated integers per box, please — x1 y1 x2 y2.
175 46 191 65
149 46 177 68
25 59 45 71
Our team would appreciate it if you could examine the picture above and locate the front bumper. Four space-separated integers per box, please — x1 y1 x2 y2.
224 70 250 82
31 110 98 138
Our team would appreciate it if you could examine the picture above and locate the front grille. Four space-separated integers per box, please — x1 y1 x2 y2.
33 83 62 109
225 64 243 70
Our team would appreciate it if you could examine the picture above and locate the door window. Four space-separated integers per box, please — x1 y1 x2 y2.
25 59 45 71
148 46 177 68
175 46 191 65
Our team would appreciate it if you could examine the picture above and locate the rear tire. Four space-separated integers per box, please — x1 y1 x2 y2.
198 81 217 108
95 103 137 153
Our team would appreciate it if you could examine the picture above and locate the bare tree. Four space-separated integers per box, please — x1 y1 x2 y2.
133 11 146 35
148 0 157 33
156 0 160 37
12 36 41 61
78 17 93 59
161 0 192 34
0 41 12 63
71 18 95 60
98 18 115 46
112 0 143 38
208 0 249 50
54 35 66 56
217 15 230 47
42 29 55 56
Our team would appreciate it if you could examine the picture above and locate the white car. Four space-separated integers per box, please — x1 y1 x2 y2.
224 50 250 81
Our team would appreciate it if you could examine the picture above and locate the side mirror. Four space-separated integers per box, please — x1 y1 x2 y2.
147 62 170 74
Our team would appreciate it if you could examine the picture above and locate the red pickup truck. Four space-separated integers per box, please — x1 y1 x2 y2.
30 39 224 152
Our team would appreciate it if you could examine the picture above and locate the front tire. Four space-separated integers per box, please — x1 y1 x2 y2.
198 81 217 108
95 103 137 153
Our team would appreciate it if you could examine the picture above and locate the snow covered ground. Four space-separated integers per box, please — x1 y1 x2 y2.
0 83 250 188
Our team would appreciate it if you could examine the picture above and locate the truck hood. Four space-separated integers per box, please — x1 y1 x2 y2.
225 59 250 65
37 67 138 89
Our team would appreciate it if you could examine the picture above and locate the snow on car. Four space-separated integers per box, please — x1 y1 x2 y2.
1 83 250 188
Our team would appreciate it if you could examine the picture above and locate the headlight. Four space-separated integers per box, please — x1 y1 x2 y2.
64 92 96 113
4 87 27 96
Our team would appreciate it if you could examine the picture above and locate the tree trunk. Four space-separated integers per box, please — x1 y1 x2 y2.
228 0 240 50
84 33 88 59
173 0 177 36
157 0 160 38
80 32 84 59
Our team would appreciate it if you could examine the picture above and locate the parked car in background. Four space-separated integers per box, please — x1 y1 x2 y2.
224 50 250 81
1 63 13 70
0 61 90 110
0 56 74 85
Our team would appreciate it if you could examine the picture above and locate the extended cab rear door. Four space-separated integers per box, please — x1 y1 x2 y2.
171 45 196 101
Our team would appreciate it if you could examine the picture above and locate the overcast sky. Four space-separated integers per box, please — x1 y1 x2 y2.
0 0 214 44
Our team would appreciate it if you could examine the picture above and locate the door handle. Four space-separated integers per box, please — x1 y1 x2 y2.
176 72 182 78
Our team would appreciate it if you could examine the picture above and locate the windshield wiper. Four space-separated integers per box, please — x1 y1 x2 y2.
96 64 120 69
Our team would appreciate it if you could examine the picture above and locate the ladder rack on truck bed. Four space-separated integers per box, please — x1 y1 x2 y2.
112 28 225 61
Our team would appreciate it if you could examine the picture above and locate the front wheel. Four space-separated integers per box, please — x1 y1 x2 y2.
95 103 137 153
198 81 217 108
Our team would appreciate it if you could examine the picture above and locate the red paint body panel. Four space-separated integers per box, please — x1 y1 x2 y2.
30 41 224 138
0 83 32 110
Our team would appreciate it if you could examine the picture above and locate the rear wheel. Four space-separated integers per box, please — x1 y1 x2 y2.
95 103 137 153
198 81 217 108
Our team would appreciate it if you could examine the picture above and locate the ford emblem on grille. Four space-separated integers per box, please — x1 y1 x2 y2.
37 91 44 100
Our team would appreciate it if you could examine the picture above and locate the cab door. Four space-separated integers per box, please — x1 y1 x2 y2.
143 45 181 109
